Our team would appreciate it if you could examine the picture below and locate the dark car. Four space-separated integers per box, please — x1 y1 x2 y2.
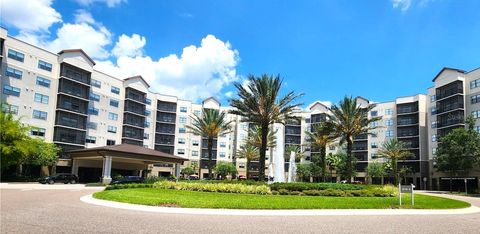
38 174 79 184
111 176 144 185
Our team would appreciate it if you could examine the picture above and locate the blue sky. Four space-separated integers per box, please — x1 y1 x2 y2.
2 0 480 106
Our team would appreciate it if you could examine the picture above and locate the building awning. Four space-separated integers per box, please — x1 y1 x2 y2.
67 144 188 164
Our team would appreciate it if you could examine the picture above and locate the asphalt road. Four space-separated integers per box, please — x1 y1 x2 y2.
1 185 480 234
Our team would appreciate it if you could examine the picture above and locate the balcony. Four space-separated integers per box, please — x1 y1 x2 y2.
397 130 419 138
437 118 464 129
435 81 463 101
397 106 418 115
157 101 177 113
354 134 368 141
436 102 464 115
397 119 419 126
125 88 146 103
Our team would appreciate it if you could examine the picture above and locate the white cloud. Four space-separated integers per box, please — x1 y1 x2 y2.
392 0 412 11
224 91 234 98
0 0 62 33
74 0 127 7
74 9 95 25
112 34 146 57
95 35 240 102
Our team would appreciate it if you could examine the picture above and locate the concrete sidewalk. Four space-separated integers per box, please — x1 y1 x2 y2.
0 183 104 190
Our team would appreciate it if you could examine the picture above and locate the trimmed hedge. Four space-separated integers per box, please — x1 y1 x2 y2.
270 182 363 192
153 180 271 195
105 183 153 190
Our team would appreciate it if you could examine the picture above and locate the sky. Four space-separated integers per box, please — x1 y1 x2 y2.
1 0 480 107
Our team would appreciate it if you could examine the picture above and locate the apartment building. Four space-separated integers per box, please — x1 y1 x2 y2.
1 27 479 188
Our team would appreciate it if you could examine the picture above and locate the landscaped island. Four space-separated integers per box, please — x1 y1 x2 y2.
92 181 470 209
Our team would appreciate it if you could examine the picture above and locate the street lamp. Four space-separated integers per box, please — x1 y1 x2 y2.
423 177 427 190
464 178 468 195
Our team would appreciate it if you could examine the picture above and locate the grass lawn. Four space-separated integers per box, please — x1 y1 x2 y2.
93 188 470 209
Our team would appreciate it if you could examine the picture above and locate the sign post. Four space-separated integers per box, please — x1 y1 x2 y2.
464 178 468 195
399 184 415 207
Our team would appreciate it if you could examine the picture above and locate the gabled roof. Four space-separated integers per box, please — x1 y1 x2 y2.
432 67 466 82
202 96 221 106
309 101 329 111
124 75 150 88
355 96 370 103
57 49 96 65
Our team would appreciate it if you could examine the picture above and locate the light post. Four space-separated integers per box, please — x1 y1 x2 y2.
464 178 468 195
423 177 427 190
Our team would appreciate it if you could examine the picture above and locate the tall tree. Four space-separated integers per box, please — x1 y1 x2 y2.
377 138 413 185
366 161 386 184
306 123 336 182
214 162 238 179
230 74 303 180
246 125 277 149
0 112 31 170
434 116 480 191
236 143 258 179
186 109 232 179
326 96 381 183
326 153 341 182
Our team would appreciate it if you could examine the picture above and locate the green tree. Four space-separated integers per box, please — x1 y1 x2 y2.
326 153 341 182
181 166 196 178
335 151 357 180
434 116 480 191
236 143 258 179
326 96 381 183
306 123 336 182
296 163 312 182
28 138 59 167
377 138 413 185
0 112 31 171
230 74 303 180
187 109 232 179
246 125 277 149
285 144 303 163
366 161 386 184
214 162 237 179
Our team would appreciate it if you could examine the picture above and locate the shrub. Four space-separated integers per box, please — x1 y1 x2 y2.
143 176 166 184
270 182 363 192
153 181 271 195
105 183 153 190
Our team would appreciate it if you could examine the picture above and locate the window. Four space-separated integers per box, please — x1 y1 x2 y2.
194 110 201 116
7 49 24 62
219 152 226 158
110 99 119 107
5 67 22 79
385 119 393 126
431 121 437 128
385 130 394 137
31 128 45 137
89 92 100 102
88 107 99 115
108 112 118 121
34 93 49 104
180 107 187 113
192 150 199 156
432 134 437 142
144 121 150 128
1 103 19 115
32 110 47 120
385 109 393 115
430 95 436 102
91 79 101 88
179 116 187 124
471 79 480 89
145 98 151 105
431 107 437 115
36 76 51 88
145 110 151 116
38 60 52 71
432 148 437 155
472 94 480 104
178 138 186 144
144 133 149 139
87 122 97 130
371 132 378 138
107 125 117 133
370 111 378 117
177 149 185 155
111 86 120 94
192 140 199 146
239 163 245 169
107 139 116 145
371 142 378 149
86 136 96 144
219 142 226 148
472 110 480 119
476 126 480 133
371 121 379 127
179 128 186 133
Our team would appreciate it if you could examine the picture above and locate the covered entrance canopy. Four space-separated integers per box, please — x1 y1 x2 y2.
68 144 188 184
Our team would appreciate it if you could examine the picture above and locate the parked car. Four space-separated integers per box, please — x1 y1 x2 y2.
38 174 79 184
238 175 247 180
111 176 144 185
188 175 199 180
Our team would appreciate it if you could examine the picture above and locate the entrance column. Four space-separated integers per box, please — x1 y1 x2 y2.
175 163 181 179
101 156 113 185
71 158 79 176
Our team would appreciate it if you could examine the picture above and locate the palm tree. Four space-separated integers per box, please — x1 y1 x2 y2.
378 138 413 185
246 125 277 149
186 109 232 179
327 96 381 183
306 123 336 182
326 153 341 182
285 144 303 162
230 74 303 180
236 143 258 179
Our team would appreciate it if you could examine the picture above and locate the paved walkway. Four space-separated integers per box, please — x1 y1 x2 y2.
2 184 480 234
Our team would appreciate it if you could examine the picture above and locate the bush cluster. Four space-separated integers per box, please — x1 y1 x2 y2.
269 182 363 192
105 183 153 190
153 180 271 195
192 179 267 186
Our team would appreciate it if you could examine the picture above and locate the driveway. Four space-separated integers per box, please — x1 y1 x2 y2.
1 184 479 234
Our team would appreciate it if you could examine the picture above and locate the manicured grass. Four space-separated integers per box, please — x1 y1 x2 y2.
93 188 470 209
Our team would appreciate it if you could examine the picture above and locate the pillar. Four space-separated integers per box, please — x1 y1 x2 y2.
71 158 79 176
101 156 112 185
175 163 181 179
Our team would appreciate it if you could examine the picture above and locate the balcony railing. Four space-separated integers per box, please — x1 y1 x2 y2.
397 106 418 114
397 119 419 126
436 103 464 115
436 88 463 100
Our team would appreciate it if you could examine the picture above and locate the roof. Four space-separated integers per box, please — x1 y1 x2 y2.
432 67 466 82
124 75 151 88
202 96 221 105
58 49 96 65
67 144 188 163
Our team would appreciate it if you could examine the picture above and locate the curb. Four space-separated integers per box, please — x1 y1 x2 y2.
80 194 480 216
